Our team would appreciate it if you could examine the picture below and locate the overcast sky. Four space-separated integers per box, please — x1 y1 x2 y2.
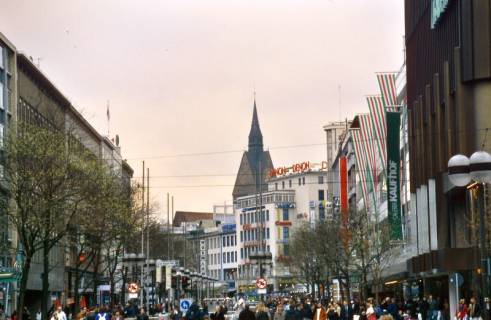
0 0 404 220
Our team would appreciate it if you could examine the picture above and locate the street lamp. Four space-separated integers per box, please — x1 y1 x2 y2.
448 151 491 305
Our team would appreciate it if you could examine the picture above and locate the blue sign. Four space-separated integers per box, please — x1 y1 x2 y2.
180 299 192 313
222 224 236 233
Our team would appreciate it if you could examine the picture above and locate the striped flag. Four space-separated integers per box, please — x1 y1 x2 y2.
359 114 379 209
349 128 370 211
376 72 398 109
367 95 387 166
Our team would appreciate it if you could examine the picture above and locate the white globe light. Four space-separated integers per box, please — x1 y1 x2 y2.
448 154 471 187
470 151 491 183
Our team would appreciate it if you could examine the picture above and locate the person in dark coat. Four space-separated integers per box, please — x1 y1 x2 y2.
340 301 352 320
211 306 225 320
239 305 256 320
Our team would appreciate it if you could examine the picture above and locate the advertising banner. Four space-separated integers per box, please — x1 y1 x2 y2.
386 111 402 240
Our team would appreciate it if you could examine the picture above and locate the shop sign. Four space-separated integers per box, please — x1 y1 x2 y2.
269 161 328 177
275 221 292 226
431 0 451 28
199 240 207 274
386 111 402 240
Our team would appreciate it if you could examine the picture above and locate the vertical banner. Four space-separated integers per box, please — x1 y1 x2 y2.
156 266 162 283
340 156 348 226
386 111 402 240
165 266 172 290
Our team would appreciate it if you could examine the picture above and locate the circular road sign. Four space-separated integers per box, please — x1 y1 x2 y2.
256 278 267 289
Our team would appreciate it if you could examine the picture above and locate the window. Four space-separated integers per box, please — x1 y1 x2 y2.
0 47 3 69
227 236 231 247
266 210 269 221
289 180 292 188
284 244 290 256
282 181 285 189
240 214 243 225
0 82 3 110
241 248 244 259
318 176 324 184
318 190 325 201
240 231 243 242
0 123 4 149
223 253 226 263
275 183 278 190
298 178 301 186
302 177 306 185
223 237 226 247
283 208 289 221
283 227 289 239
227 252 230 263
266 228 270 239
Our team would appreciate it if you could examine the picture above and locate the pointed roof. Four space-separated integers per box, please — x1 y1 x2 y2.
248 99 263 153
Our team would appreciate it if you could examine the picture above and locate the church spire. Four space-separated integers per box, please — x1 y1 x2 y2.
248 98 263 154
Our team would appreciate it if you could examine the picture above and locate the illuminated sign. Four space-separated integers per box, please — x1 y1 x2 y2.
128 282 139 293
275 221 292 226
431 0 450 28
269 161 328 178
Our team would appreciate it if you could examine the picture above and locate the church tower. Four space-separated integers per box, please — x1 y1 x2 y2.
233 100 274 200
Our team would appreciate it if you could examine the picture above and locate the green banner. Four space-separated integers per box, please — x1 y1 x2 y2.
386 111 402 240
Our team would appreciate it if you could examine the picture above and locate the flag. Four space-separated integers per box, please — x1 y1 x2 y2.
349 129 370 211
367 95 387 166
376 72 398 109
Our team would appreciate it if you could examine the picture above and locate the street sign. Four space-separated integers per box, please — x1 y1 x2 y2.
256 278 267 289
180 299 193 313
257 288 267 294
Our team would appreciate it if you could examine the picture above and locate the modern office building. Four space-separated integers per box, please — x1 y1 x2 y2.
0 32 134 313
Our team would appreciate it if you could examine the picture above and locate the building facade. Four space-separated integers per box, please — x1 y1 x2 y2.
405 0 491 313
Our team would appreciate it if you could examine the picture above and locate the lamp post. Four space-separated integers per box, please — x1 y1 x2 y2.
448 151 491 306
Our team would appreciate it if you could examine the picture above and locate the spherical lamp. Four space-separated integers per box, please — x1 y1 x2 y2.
448 154 471 186
470 151 491 183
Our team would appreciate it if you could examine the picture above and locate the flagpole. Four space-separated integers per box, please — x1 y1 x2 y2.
107 100 110 137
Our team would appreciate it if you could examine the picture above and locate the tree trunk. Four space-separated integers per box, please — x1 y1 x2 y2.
17 255 33 320
41 241 51 320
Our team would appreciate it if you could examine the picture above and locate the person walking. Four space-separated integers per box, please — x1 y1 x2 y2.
468 298 481 320
456 299 468 320
256 303 270 320
340 301 353 320
274 304 286 320
239 305 256 320
313 302 327 320
136 308 149 320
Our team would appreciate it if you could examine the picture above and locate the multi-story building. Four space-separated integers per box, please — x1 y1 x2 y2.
0 32 133 313
405 0 491 313
0 32 17 317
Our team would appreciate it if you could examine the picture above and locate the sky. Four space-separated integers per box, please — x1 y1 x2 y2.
0 0 405 220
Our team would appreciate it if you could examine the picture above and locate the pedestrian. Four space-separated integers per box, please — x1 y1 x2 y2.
96 307 110 320
456 299 468 320
366 302 376 320
136 308 149 320
274 304 285 320
468 298 481 320
313 301 327 320
300 303 312 320
239 305 256 320
340 301 353 320
211 306 225 320
256 303 270 320
12 310 18 320
35 310 42 320
387 298 398 320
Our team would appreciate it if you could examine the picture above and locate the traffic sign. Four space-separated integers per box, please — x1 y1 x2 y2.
180 299 193 313
256 278 267 289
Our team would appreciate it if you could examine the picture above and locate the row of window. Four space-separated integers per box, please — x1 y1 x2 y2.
273 176 325 190
240 227 270 242
240 245 271 260
235 193 295 209
208 251 237 265
207 234 237 250
239 210 269 225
